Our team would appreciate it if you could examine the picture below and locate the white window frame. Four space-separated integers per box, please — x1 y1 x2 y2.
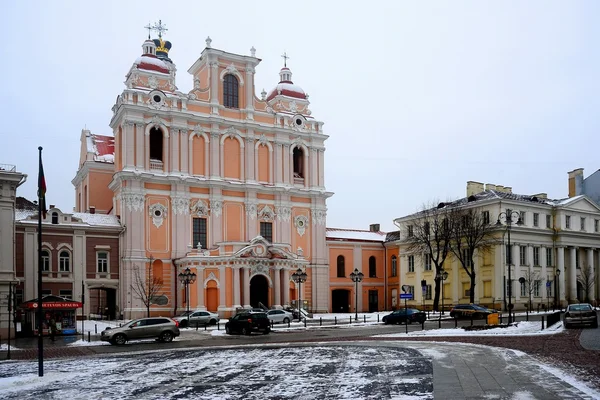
407 225 414 238
519 211 526 225
423 254 432 271
462 249 472 267
533 280 541 297
533 247 540 266
59 289 73 299
545 248 553 267
565 215 571 229
595 219 599 233
533 213 539 227
519 246 527 265
97 251 109 274
41 249 51 272
425 284 432 300
546 214 552 228
580 217 586 231
59 250 71 272
520 280 527 297
408 255 415 272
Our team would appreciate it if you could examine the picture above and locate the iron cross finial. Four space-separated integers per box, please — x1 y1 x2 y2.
153 19 168 38
281 51 290 67
144 22 152 39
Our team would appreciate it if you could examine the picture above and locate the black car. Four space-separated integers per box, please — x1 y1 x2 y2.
382 308 427 325
449 304 497 319
225 312 271 335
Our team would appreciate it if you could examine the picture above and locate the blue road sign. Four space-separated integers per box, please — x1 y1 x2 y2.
400 293 413 300
546 281 551 287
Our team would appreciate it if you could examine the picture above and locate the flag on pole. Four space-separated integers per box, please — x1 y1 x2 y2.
38 147 47 218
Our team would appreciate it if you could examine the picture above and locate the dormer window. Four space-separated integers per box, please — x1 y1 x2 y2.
51 212 58 224
223 74 239 108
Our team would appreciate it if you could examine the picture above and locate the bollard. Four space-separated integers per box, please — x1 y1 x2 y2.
204 323 207 331
320 317 322 326
88 332 91 342
350 317 352 325
287 320 290 328
470 314 474 326
526 309 529 322
421 320 425 330
364 315 366 323
377 314 380 323
217 322 220 331
541 316 545 330
454 316 458 328
334 316 337 325
95 324 97 334
196 322 199 331
304 318 307 328
438 316 441 329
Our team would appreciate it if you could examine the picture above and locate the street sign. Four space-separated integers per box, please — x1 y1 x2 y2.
401 285 411 293
400 293 413 300
546 281 551 287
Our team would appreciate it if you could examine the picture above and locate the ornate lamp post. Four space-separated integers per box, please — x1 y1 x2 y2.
436 270 449 315
349 268 364 321
291 268 307 321
178 267 197 326
496 209 523 323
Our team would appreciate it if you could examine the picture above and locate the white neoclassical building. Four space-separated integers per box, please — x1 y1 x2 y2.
392 181 600 311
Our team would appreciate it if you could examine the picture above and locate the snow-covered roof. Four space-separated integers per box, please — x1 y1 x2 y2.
326 228 386 242
134 54 170 74
16 209 121 228
267 82 307 102
86 132 115 164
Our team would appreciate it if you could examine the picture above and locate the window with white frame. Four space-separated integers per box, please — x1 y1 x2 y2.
519 211 526 225
97 251 109 273
533 280 541 297
59 289 72 299
463 282 471 298
462 249 472 267
425 284 432 300
533 247 540 266
546 248 553 267
506 279 513 298
482 210 490 225
42 289 52 296
41 250 50 272
424 254 432 271
519 246 527 265
407 285 415 295
595 219 599 233
546 214 552 228
408 255 415 272
59 250 70 272
565 215 571 229
407 225 414 238
546 281 553 297
520 280 527 297
533 213 539 227
580 217 586 231
391 255 397 277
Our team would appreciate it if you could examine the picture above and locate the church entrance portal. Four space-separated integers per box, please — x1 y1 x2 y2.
250 275 269 309
332 289 350 313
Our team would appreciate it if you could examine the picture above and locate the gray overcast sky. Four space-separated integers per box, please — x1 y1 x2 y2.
4 1 599 232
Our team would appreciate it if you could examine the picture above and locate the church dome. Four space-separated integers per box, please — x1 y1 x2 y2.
134 54 170 74
266 67 307 101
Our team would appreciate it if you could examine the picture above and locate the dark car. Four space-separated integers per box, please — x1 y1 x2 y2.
449 304 497 319
100 317 180 345
225 312 271 335
564 303 598 328
382 308 427 325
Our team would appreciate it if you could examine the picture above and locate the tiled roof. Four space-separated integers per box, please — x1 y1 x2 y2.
16 209 121 227
86 132 115 163
385 231 400 242
326 228 386 242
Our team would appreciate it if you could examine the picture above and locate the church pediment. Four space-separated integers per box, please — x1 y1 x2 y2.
234 236 299 260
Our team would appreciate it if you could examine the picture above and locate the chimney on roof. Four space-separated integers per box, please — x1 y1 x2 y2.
486 184 496 191
568 168 584 198
532 193 547 199
89 206 96 214
369 223 380 232
49 204 55 209
504 187 512 193
466 181 484 196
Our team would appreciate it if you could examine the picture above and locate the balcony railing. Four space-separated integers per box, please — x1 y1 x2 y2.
0 163 17 172
150 159 164 171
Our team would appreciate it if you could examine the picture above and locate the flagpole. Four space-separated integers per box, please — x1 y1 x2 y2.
37 146 44 377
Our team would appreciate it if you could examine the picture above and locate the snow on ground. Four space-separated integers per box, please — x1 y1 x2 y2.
0 345 433 399
373 321 564 338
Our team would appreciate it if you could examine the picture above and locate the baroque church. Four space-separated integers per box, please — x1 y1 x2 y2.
71 24 385 319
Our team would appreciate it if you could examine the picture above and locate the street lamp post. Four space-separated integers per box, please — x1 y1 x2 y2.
496 209 523 324
291 268 307 322
178 267 197 326
555 269 561 310
349 268 364 321
436 270 449 315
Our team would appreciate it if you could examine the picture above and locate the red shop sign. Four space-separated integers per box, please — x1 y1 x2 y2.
24 301 83 309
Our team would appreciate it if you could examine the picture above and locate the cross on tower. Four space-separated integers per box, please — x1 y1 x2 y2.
144 19 168 39
281 52 290 67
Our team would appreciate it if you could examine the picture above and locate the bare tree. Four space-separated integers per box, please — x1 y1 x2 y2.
578 263 595 303
405 202 453 311
131 263 164 317
449 207 497 304
521 268 542 311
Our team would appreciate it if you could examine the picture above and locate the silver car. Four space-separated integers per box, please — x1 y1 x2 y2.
100 317 180 345
174 311 220 328
266 309 293 324
564 303 598 329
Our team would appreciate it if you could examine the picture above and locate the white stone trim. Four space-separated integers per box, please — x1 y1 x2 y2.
188 127 210 176
254 138 274 183
220 127 245 179
203 271 220 289
219 64 245 87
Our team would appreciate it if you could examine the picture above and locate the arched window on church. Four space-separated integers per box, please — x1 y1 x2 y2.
369 256 377 278
149 127 163 169
337 255 345 278
293 147 304 182
223 74 239 108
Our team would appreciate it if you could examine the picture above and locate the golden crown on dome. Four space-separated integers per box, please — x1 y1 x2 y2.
144 20 172 57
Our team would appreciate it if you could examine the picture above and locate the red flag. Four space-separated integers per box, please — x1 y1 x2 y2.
38 148 47 219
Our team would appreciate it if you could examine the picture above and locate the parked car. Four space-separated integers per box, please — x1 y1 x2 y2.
449 304 497 319
225 312 271 335
564 303 598 329
382 308 427 325
173 311 220 328
100 317 180 345
266 309 293 324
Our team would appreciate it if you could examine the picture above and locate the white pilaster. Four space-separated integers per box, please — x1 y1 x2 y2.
557 246 565 302
283 268 290 306
219 266 226 309
512 244 520 302
243 266 250 307
569 247 577 301
274 267 281 308
233 266 241 308
135 123 144 169
587 248 595 302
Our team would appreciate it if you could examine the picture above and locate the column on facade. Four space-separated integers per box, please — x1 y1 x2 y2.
180 130 189 174
283 268 290 306
273 267 281 308
210 126 220 178
317 149 325 188
245 65 254 119
540 246 548 302
135 123 144 169
124 121 134 168
218 265 226 310
512 244 520 303
233 266 241 308
163 129 170 173
451 258 459 304
210 60 219 112
415 254 423 304
557 246 565 302
282 144 290 185
171 128 180 172
243 266 250 307
195 267 205 310
310 148 318 188
494 243 504 305
274 142 283 184
245 131 255 182
569 247 578 301
587 248 595 302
